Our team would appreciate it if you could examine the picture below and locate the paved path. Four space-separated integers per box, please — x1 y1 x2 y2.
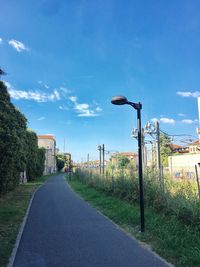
13 174 171 267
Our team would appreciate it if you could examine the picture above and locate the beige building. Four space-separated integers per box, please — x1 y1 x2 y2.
38 135 57 175
168 140 200 179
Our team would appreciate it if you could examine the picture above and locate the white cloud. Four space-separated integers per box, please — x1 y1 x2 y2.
69 95 100 117
178 113 186 117
6 82 60 102
59 105 69 111
177 91 200 98
53 90 60 100
0 38 2 44
160 117 175 124
75 103 89 111
181 119 195 124
8 39 29 52
38 81 49 89
77 110 97 117
69 96 77 102
59 87 71 94
151 117 175 124
38 117 46 121
96 107 102 112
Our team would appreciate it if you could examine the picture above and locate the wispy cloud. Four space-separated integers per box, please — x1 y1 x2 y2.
177 91 200 98
151 117 175 124
38 81 49 89
8 39 29 52
178 113 186 117
59 105 69 111
69 96 101 117
69 96 77 102
0 38 2 44
59 87 71 94
38 117 46 121
181 119 197 124
96 107 102 112
160 117 175 124
6 82 60 102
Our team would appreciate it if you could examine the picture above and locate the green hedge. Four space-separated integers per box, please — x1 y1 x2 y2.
0 81 45 195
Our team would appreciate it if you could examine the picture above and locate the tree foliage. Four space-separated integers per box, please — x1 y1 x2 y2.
0 81 45 194
0 81 27 194
116 155 130 168
26 130 45 181
160 133 172 166
56 154 65 171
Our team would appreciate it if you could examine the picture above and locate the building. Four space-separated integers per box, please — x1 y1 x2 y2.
168 140 200 179
110 152 138 166
169 144 189 154
189 140 200 154
38 135 57 175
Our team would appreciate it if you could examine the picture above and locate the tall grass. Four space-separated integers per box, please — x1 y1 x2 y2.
74 168 200 230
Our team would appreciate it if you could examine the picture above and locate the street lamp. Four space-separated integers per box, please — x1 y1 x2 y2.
111 95 145 232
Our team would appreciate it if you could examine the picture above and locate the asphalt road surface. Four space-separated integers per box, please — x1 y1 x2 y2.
13 173 171 267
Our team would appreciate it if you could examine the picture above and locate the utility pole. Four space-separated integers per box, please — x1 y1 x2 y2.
63 138 66 153
155 121 163 189
102 144 105 176
132 128 146 172
98 145 102 175
145 121 163 188
87 153 89 168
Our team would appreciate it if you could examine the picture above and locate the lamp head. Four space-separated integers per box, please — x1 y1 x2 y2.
111 95 128 105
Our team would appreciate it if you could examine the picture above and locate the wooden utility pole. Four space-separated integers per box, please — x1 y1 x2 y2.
98 145 102 175
195 165 200 200
102 144 105 176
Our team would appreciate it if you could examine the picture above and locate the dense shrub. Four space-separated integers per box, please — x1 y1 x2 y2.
0 81 45 194
0 81 27 194
26 130 45 181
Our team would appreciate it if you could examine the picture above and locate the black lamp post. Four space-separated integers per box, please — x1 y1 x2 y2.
111 95 145 232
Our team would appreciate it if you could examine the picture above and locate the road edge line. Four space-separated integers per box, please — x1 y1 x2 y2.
7 185 42 267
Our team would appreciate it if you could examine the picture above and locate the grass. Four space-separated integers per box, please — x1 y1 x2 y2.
68 177 200 267
0 174 53 267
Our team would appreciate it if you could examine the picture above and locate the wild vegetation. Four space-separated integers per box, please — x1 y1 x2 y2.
69 177 200 267
74 167 200 231
0 81 45 195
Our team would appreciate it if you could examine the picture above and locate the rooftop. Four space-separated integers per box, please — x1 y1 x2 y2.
38 135 55 141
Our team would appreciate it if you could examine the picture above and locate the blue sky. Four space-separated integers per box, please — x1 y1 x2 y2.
1 0 200 161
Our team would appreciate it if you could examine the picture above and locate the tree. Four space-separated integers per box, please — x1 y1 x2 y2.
116 155 130 168
0 81 27 194
56 154 65 171
160 133 172 166
0 81 46 194
35 147 45 177
26 130 45 181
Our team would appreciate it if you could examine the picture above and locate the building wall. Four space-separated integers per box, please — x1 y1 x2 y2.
38 136 56 175
168 153 200 179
